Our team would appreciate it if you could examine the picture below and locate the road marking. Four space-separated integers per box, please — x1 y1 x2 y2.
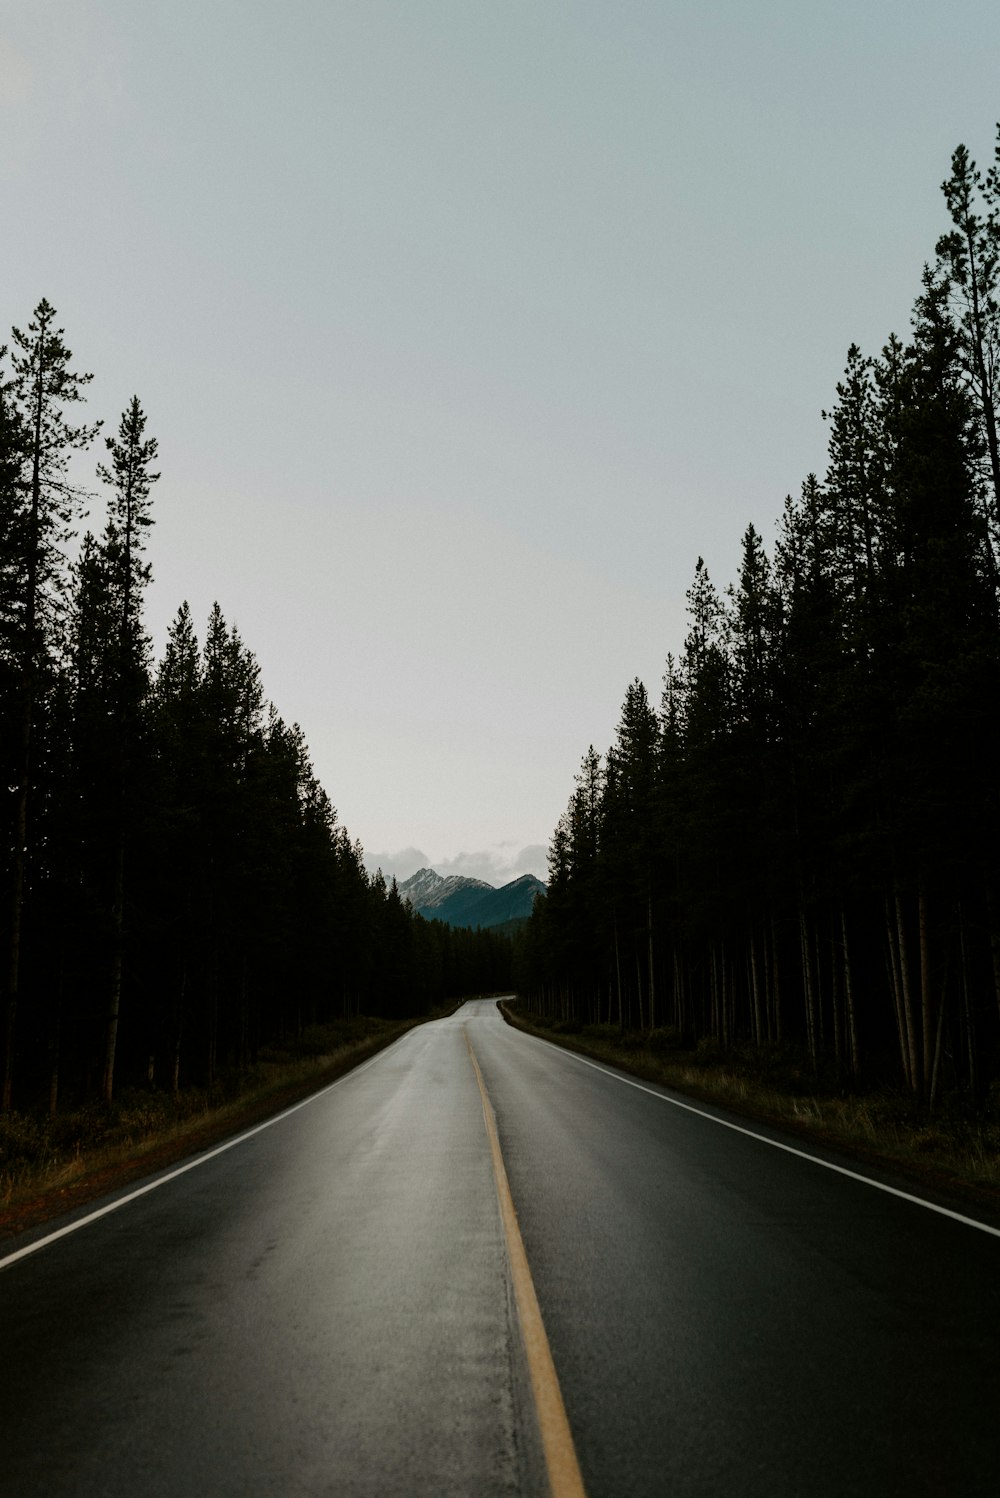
516 1026 1000 1241
0 1030 415 1272
465 1031 588 1498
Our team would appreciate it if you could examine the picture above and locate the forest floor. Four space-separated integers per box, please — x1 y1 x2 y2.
501 1002 1000 1222
0 1005 464 1244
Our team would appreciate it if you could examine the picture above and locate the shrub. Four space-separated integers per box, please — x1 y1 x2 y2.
692 1035 723 1067
646 1026 683 1055
0 1112 49 1175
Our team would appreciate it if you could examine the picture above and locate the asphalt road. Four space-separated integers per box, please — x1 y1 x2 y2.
2 999 998 1496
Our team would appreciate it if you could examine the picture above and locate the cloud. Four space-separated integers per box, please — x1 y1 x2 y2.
0 38 33 105
363 846 430 883
364 842 549 888
513 845 549 880
435 844 549 886
436 850 510 883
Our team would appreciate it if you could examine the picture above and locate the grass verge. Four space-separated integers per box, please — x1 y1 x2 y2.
500 1003 1000 1219
0 1006 460 1242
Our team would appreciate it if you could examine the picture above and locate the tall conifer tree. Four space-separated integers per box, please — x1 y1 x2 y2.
94 397 159 1100
3 302 99 1109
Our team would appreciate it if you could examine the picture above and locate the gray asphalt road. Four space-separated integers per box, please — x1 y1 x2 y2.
2 999 998 1497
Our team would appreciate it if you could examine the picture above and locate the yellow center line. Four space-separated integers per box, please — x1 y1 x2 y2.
465 1029 588 1498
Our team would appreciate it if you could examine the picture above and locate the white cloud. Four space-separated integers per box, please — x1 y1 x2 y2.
436 846 549 886
436 850 511 884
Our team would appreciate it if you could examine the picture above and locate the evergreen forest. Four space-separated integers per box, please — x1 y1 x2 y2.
0 302 511 1114
518 136 1000 1112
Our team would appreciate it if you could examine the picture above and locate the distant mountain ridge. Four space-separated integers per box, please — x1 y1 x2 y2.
397 867 546 930
395 867 493 912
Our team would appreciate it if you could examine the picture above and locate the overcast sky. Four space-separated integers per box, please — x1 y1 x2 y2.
2 2 998 885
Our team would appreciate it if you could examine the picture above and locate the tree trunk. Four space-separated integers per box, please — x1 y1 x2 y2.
646 892 655 1032
927 953 948 1115
613 913 623 1035
3 703 31 1112
984 881 1000 1027
102 842 125 1103
172 965 186 1096
48 966 63 1117
207 954 218 1088
893 883 920 1097
709 943 720 1043
884 894 911 1091
749 925 764 1047
799 906 818 1068
917 880 933 1097
958 903 977 1106
769 915 783 1043
830 917 842 1072
841 907 860 1081
672 945 684 1034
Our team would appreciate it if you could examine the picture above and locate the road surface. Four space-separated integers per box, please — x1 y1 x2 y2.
1 998 998 1496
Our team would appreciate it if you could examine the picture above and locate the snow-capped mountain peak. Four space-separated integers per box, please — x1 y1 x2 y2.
395 867 546 928
396 867 493 910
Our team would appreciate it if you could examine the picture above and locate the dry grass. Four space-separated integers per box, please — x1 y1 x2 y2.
502 1006 1000 1209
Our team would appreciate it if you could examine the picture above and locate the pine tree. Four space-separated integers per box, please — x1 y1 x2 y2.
822 345 886 623
0 355 28 907
0 351 27 690
610 680 659 1029
680 557 729 747
94 398 158 1100
149 604 204 1092
935 143 1000 561
3 301 99 1109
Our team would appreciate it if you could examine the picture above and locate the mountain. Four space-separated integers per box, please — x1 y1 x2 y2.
453 874 546 929
396 867 494 912
396 868 546 930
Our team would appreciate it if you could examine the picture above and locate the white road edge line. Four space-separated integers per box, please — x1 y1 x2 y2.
0 1030 415 1272
519 1026 1000 1240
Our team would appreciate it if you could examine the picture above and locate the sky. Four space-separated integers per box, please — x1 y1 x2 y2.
2 1 999 886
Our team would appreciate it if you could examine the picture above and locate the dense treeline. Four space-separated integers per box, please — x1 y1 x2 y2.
0 301 510 1112
519 135 1000 1111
